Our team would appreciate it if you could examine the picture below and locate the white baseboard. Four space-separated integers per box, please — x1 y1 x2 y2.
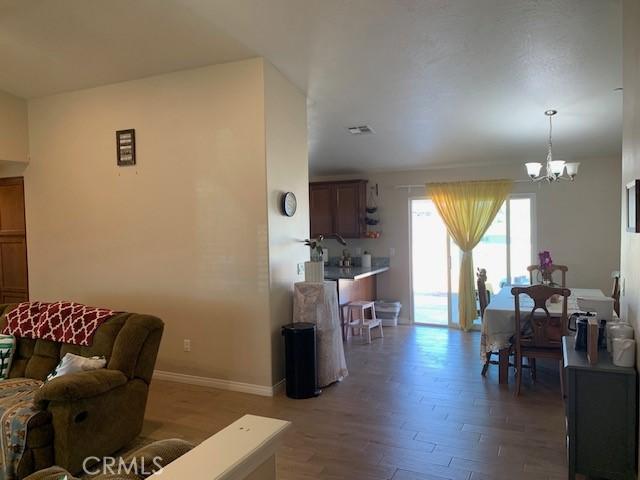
153 370 282 397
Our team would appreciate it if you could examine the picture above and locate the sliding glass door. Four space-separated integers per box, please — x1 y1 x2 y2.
410 199 453 326
410 194 535 327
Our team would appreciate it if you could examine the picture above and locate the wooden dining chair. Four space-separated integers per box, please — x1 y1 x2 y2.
511 284 571 397
478 269 502 376
477 269 490 318
612 271 621 317
527 264 568 287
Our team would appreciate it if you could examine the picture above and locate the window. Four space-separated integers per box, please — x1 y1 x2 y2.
411 194 535 327
471 194 535 293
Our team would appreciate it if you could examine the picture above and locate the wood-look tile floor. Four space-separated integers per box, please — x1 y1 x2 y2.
143 326 567 480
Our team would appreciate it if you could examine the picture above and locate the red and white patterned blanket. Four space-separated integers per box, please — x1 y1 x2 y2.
2 302 115 346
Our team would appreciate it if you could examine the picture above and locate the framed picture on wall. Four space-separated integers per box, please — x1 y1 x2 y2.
116 129 136 166
626 180 640 232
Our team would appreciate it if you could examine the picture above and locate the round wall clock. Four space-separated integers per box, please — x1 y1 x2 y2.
281 192 297 217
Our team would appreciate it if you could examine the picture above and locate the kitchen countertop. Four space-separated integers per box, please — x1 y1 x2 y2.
324 266 389 281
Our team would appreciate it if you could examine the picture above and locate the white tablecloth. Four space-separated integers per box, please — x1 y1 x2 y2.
480 287 606 357
293 281 348 387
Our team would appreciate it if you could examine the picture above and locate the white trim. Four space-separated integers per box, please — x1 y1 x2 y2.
506 198 512 282
153 370 281 397
408 195 416 325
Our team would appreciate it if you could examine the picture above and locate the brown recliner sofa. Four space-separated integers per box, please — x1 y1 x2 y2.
0 304 164 479
23 439 194 480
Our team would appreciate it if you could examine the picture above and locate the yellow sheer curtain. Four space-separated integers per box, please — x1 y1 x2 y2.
428 179 513 331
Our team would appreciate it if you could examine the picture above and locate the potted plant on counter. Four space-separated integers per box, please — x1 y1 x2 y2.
303 234 347 283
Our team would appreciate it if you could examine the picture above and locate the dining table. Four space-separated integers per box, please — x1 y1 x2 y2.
481 286 610 384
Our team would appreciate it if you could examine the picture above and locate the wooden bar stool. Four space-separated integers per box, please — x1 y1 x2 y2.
345 301 383 344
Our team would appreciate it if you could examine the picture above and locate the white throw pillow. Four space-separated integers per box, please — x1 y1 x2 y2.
46 353 106 382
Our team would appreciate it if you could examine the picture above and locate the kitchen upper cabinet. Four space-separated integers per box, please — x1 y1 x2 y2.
309 180 367 238
310 183 334 236
335 182 363 237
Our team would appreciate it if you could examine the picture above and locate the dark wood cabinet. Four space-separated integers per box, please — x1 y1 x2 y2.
309 180 367 238
309 183 334 237
0 177 28 303
563 336 637 480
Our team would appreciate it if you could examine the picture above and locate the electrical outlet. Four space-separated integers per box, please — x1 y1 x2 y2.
389 247 396 257
355 247 362 256
183 339 191 352
297 263 305 275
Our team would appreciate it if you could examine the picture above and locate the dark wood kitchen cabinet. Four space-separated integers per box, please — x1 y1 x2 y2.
309 183 334 236
309 180 367 238
0 177 28 303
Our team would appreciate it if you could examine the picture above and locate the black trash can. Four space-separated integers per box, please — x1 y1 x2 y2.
281 322 321 399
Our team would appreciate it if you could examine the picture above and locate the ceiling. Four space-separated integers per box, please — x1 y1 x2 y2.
0 0 623 174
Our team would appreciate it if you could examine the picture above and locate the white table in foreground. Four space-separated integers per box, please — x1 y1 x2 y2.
481 287 607 384
152 414 291 480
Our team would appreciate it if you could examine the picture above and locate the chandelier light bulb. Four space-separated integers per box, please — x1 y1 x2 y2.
525 162 542 178
549 160 566 176
565 162 580 179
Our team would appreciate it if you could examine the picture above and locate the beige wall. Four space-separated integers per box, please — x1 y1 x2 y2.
621 0 640 467
314 157 621 323
0 90 28 163
622 0 640 352
264 63 310 383
19 58 307 389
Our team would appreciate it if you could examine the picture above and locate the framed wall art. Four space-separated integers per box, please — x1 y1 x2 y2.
116 129 136 166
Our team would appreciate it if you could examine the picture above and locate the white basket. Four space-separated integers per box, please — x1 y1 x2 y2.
375 301 401 327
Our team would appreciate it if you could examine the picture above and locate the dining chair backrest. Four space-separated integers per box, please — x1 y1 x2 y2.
477 275 489 318
511 284 571 349
527 264 568 287
612 271 621 317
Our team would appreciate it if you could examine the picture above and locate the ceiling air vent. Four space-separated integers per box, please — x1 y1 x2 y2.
347 125 375 135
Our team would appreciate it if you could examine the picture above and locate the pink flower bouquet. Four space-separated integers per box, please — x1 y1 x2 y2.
538 250 559 298
538 250 553 273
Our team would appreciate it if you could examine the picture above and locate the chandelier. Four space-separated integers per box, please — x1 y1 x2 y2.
525 110 579 182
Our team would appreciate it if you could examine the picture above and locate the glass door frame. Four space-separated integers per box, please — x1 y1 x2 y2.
408 196 458 328
408 193 537 329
